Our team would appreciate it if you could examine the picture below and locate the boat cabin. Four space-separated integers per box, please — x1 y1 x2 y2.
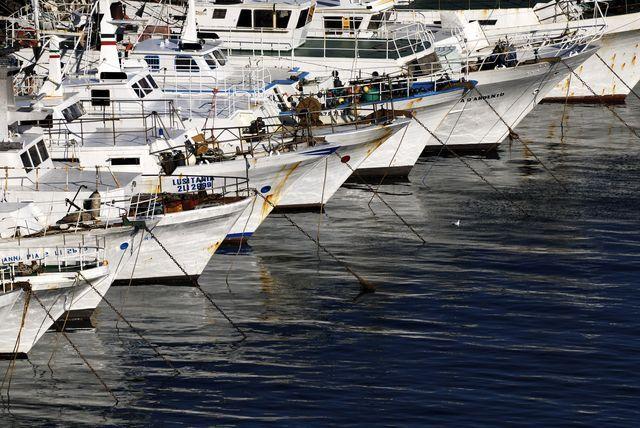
194 0 316 51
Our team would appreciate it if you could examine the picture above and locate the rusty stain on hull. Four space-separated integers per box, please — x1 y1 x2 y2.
207 241 221 255
260 162 301 220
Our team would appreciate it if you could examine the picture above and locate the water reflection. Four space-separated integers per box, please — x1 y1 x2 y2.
1 98 639 424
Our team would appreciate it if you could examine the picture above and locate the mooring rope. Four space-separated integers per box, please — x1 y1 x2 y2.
317 157 329 251
560 58 640 140
411 114 530 217
333 151 427 244
224 194 257 294
255 191 376 296
560 72 573 142
116 229 145 333
594 52 640 103
0 288 32 401
366 118 410 209
472 83 569 192
30 292 118 404
77 272 179 375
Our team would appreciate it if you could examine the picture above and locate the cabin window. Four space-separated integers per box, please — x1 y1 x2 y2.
137 77 153 96
36 140 49 162
20 151 33 173
175 56 199 72
146 75 158 89
90 89 111 107
296 8 309 29
324 16 342 30
324 16 361 31
205 54 218 70
237 9 252 27
110 157 140 165
212 9 226 19
276 10 291 29
132 81 145 98
144 55 160 71
61 101 85 122
28 144 41 167
213 50 227 66
368 13 383 30
253 10 272 28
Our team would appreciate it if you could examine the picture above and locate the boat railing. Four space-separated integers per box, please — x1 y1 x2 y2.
533 0 608 23
214 24 306 54
311 74 470 109
0 238 107 290
44 105 176 150
442 20 604 75
151 63 273 96
164 103 402 162
0 164 128 195
229 22 434 64
308 15 433 42
100 174 251 223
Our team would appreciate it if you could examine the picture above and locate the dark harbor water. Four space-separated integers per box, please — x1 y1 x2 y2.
1 97 640 425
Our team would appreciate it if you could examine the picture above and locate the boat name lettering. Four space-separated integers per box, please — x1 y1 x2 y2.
461 92 505 103
170 176 214 193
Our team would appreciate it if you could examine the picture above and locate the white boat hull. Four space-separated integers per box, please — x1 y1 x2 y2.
543 28 640 102
174 150 328 241
357 88 463 177
427 50 593 151
0 266 107 356
279 121 409 208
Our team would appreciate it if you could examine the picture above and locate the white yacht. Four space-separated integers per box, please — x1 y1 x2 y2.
127 0 316 52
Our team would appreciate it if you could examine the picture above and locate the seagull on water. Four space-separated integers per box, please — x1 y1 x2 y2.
452 219 461 227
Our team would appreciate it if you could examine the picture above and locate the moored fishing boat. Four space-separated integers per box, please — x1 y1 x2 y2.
395 1 640 103
0 243 110 356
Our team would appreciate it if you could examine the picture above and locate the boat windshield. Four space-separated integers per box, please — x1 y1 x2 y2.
213 50 227 67
205 54 218 70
